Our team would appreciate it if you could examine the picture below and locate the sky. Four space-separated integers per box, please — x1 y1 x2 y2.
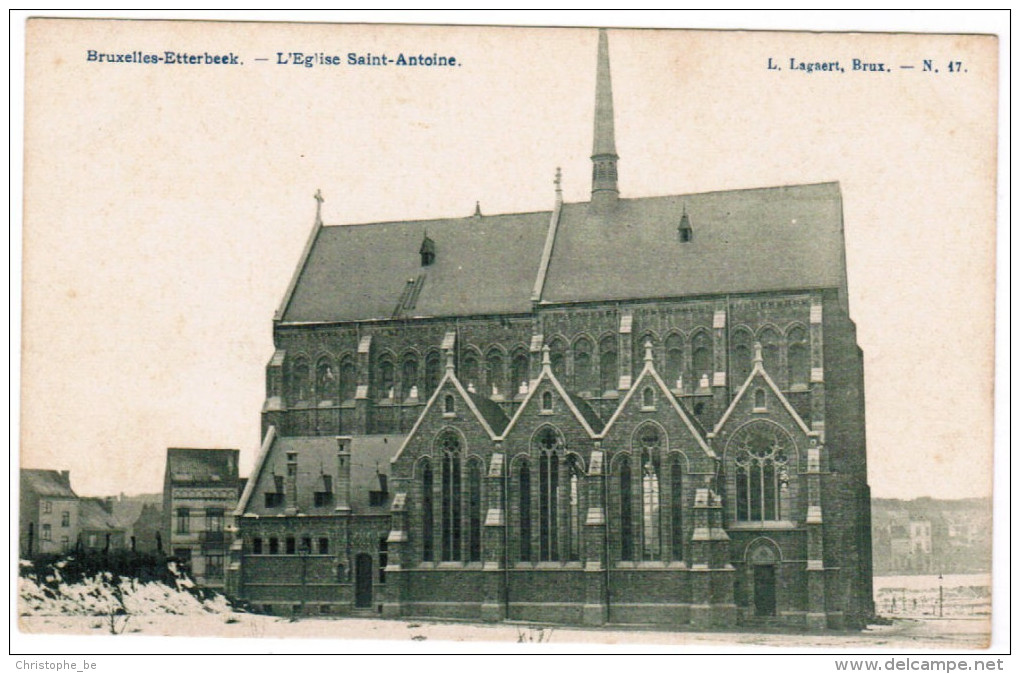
16 15 1000 500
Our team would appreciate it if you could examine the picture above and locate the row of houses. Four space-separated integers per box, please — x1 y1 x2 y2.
20 448 244 591
871 498 992 575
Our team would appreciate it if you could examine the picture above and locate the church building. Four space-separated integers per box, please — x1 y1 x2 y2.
228 30 874 630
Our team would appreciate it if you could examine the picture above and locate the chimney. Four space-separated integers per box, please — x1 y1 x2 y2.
335 436 352 512
284 451 298 515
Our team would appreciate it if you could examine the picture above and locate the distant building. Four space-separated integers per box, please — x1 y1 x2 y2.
106 493 163 553
871 498 990 574
20 469 79 557
78 497 128 552
162 448 240 588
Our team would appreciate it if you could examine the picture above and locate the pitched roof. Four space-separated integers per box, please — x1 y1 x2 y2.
79 498 124 531
21 469 77 499
280 210 551 323
166 448 239 485
278 182 846 324
241 434 404 516
542 183 846 304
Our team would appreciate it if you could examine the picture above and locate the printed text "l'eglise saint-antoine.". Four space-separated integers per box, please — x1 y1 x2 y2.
276 52 459 67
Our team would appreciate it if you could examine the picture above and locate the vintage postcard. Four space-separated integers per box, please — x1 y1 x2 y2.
14 13 1002 660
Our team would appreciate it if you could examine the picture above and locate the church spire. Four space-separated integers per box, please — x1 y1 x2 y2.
591 28 619 211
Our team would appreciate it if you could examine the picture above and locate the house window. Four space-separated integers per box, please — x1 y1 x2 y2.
541 391 553 412
285 536 296 554
421 459 434 562
252 537 263 554
268 537 279 554
302 536 312 553
733 422 792 522
206 554 224 578
536 427 561 561
42 501 51 514
176 507 190 534
378 538 388 583
206 508 224 532
467 459 482 562
439 433 462 562
314 475 334 507
41 524 51 541
60 536 70 552
318 537 329 554
518 459 532 562
61 511 70 527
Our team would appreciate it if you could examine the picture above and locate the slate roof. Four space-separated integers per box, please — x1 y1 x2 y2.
242 435 403 517
166 448 239 486
21 469 77 499
464 390 510 436
278 183 845 324
281 210 551 323
542 183 846 305
79 498 125 531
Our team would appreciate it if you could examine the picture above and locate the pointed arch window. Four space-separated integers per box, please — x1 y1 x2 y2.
642 386 656 409
339 356 356 401
548 339 566 380
467 458 482 562
671 454 684 562
518 459 532 562
443 394 455 415
637 425 662 560
599 336 617 395
421 459 434 562
691 332 712 382
290 357 310 405
439 433 462 561
401 356 419 399
787 326 810 389
424 352 441 397
759 328 781 378
377 357 395 399
573 338 595 394
511 351 529 397
461 353 479 390
485 349 504 398
665 334 684 390
733 423 792 522
541 390 553 412
566 455 583 562
619 457 634 562
754 388 767 410
732 329 754 385
315 357 335 403
535 427 562 561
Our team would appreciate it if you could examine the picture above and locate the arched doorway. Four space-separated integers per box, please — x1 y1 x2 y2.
747 541 779 617
354 553 373 608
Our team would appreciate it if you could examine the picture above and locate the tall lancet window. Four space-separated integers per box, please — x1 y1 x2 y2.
467 458 482 563
536 427 562 561
421 459 434 562
691 331 712 383
665 333 684 390
787 326 810 389
638 425 662 560
671 454 684 562
733 422 792 522
518 459 532 562
599 336 617 395
339 356 356 401
573 337 595 394
439 433 462 561
290 357 310 405
619 457 634 562
566 454 583 562
424 352 441 397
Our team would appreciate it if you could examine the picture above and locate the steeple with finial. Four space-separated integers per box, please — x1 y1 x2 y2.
591 28 619 212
